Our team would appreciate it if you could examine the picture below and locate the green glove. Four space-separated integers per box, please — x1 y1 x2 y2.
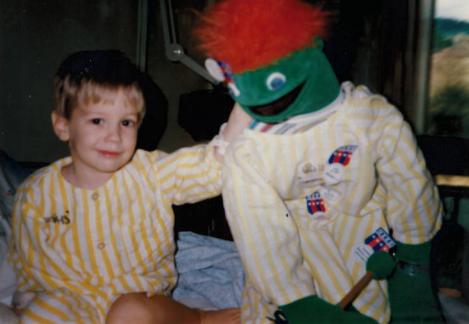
388 241 445 323
279 295 378 324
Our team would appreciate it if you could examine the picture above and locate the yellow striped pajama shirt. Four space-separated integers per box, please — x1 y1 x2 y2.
8 144 221 324
222 82 442 324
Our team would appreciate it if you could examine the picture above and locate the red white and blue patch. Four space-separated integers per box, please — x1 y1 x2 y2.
354 227 396 264
364 227 396 253
306 192 328 220
217 60 235 84
324 145 358 185
328 145 357 166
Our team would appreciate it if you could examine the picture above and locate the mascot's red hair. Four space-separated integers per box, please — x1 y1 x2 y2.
195 0 328 73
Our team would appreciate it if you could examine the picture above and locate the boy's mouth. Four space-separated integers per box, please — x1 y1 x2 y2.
98 150 120 157
247 83 304 117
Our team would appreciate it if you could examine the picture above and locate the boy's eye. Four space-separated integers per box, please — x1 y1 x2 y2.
266 72 286 91
121 120 135 127
91 119 103 125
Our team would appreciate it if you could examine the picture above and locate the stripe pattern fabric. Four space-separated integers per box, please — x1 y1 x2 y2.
9 145 221 323
222 82 443 323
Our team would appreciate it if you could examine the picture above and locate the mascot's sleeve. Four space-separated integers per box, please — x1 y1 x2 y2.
374 105 445 323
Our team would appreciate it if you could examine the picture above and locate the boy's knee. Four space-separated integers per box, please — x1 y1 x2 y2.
106 293 156 324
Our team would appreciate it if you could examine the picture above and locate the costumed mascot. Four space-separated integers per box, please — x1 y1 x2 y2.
195 0 445 323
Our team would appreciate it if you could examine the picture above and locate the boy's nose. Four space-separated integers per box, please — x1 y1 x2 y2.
105 125 122 142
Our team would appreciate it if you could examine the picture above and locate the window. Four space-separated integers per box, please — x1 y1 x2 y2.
427 0 469 138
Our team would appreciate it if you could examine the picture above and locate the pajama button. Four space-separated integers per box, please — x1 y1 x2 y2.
97 243 105 250
92 193 99 200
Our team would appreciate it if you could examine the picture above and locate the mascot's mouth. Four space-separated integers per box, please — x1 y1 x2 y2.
248 83 305 117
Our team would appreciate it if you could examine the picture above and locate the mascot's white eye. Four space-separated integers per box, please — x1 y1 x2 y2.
266 72 286 91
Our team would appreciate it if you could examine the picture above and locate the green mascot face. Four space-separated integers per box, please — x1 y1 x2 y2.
216 40 340 123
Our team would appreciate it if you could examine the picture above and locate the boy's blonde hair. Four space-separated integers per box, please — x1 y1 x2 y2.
53 50 145 122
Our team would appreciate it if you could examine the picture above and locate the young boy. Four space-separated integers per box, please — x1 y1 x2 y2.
8 50 249 324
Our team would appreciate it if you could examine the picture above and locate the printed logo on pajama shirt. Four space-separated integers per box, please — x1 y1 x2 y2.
306 191 328 220
324 145 357 185
45 210 71 224
354 227 396 264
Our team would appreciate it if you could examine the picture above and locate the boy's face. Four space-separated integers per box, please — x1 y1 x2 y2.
54 89 141 182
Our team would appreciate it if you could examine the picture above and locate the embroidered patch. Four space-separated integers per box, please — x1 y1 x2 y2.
328 145 358 165
218 60 240 97
217 60 235 83
45 210 71 225
354 227 396 264
306 191 329 220
324 145 357 185
365 227 396 252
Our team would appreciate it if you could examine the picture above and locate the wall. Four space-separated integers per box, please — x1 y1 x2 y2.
146 0 211 154
0 0 209 163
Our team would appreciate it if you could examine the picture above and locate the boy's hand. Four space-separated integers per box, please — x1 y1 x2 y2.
222 102 252 143
214 103 252 162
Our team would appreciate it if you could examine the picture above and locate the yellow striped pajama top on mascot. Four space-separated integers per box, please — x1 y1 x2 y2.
222 83 442 324
8 145 221 324
195 0 444 322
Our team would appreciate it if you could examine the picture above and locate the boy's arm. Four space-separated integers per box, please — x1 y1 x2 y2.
158 103 251 205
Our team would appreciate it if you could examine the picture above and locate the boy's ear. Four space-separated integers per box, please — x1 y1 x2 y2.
51 111 70 142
